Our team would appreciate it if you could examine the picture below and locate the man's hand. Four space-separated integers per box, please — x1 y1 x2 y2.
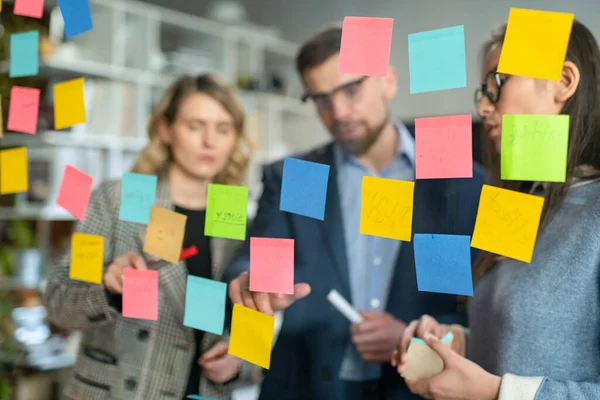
198 342 241 384
228 271 311 316
351 311 406 363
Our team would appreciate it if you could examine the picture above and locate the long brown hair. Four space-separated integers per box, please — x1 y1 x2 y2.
473 20 600 281
131 74 253 185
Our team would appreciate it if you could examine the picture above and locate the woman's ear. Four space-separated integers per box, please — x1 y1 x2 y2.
555 60 580 103
157 118 172 144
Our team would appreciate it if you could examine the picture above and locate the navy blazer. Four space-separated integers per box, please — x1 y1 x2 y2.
224 142 485 400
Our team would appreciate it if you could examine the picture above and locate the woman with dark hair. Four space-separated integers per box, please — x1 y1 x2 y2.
392 20 600 400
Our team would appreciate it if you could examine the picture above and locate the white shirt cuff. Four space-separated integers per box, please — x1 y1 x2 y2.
499 373 544 400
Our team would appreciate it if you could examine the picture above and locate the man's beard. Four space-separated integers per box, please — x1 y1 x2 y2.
335 115 389 157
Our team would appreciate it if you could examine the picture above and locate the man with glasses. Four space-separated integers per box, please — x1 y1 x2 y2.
224 23 485 400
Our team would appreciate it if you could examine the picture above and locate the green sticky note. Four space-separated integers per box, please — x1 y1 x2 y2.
501 114 570 182
204 184 248 240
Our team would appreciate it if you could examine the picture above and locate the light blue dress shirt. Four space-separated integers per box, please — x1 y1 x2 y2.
335 122 416 382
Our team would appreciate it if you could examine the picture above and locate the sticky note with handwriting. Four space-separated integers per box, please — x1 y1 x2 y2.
408 25 466 94
402 332 454 380
229 304 275 369
498 8 574 81
70 233 104 284
339 16 394 77
205 184 248 240
0 148 28 195
123 269 158 321
360 177 414 241
14 0 44 18
280 158 330 220
250 237 294 295
119 172 157 224
143 206 187 263
58 0 94 39
8 86 40 135
414 234 473 296
183 276 227 335
471 185 544 263
10 31 39 78
501 114 569 182
54 78 86 129
56 165 93 220
415 114 473 179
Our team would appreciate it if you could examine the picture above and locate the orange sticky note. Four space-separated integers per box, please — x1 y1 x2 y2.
360 177 414 241
497 8 574 81
8 86 40 134
229 304 275 369
143 205 187 264
56 165 93 220
250 238 294 295
123 269 158 321
339 16 394 77
415 114 473 179
14 0 44 18
0 147 28 194
471 185 544 263
70 233 104 284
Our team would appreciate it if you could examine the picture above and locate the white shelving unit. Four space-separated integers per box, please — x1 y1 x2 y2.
0 0 329 220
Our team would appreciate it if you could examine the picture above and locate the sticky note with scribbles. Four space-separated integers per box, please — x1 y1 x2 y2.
501 114 569 182
70 233 104 284
119 172 157 224
360 177 414 241
280 158 330 220
143 206 187 263
204 184 248 240
8 86 40 135
471 185 544 263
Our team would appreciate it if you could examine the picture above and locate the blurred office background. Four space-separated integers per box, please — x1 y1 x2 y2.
0 0 598 399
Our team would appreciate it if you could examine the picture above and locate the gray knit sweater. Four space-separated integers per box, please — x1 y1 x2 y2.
467 179 600 399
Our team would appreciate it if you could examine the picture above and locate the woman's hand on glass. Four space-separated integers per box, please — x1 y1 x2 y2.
103 252 147 294
198 341 242 384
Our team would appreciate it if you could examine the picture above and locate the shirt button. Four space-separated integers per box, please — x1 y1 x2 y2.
370 298 380 308
373 257 382 265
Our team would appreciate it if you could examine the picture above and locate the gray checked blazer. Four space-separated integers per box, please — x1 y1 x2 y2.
43 179 256 400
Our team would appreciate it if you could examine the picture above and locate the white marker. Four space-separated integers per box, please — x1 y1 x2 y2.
327 289 364 323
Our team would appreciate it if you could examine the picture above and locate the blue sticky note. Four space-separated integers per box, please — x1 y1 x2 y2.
184 276 227 335
280 158 330 220
408 25 467 94
411 331 454 345
119 173 157 224
58 0 94 39
414 234 473 296
10 31 39 78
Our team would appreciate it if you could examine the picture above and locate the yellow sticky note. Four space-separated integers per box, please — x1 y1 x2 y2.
497 8 574 81
0 147 28 194
360 177 414 241
471 185 544 263
70 233 104 284
228 304 275 369
54 78 86 129
143 205 187 264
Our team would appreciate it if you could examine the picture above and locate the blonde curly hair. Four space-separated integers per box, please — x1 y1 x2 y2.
131 74 253 185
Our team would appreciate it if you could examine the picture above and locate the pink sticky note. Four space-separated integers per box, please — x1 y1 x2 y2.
415 114 473 179
7 86 40 135
249 238 294 295
14 0 45 18
339 16 394 77
123 269 159 321
56 165 93 220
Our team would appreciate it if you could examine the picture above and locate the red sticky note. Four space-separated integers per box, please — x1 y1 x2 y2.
14 0 44 18
249 238 294 295
123 269 159 321
7 86 40 134
56 165 93 220
339 16 394 77
180 245 198 260
415 114 473 179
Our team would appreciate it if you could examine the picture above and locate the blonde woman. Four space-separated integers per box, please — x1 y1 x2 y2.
44 74 255 400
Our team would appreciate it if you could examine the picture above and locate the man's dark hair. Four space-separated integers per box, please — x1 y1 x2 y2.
296 23 342 79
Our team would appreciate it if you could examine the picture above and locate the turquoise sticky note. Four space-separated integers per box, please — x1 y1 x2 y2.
10 31 39 78
280 158 330 220
184 276 227 335
119 173 158 224
408 25 467 94
410 331 454 345
414 234 474 296
187 396 214 400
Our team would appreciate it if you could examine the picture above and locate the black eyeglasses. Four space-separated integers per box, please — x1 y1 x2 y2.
301 76 369 108
474 69 509 106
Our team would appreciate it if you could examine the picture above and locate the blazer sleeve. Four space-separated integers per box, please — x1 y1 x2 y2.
223 162 294 284
43 181 119 330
